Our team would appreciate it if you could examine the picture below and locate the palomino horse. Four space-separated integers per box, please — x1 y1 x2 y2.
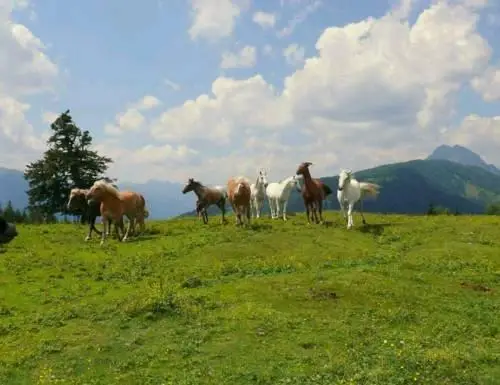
266 175 302 221
182 178 227 224
296 162 333 224
227 176 251 226
337 169 380 229
67 188 107 241
250 169 269 219
86 180 149 245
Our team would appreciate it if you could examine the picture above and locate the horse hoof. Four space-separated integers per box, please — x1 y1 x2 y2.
85 236 90 241
100 241 105 246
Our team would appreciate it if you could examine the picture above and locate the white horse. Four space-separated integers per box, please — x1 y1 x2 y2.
337 169 380 229
250 169 269 218
266 175 302 221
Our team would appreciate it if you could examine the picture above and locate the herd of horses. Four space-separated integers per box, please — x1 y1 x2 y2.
67 162 381 246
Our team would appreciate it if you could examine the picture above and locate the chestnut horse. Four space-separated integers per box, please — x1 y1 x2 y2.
86 180 149 245
227 176 251 226
296 162 333 224
182 178 226 224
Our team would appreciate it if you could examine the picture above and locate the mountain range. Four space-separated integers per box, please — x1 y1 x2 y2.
1 145 500 219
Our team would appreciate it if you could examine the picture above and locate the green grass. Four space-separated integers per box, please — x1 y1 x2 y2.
1 212 499 385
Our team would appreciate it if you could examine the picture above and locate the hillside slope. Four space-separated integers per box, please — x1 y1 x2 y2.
180 159 500 217
428 144 500 175
1 214 499 384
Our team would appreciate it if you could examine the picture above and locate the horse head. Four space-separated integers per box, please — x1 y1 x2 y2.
292 175 303 193
338 169 352 191
67 188 88 211
182 178 197 194
296 162 313 176
257 169 269 189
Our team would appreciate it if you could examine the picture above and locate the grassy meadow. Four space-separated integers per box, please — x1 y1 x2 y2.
0 212 499 384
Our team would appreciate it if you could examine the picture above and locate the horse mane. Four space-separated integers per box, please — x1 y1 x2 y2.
70 188 88 197
93 180 120 198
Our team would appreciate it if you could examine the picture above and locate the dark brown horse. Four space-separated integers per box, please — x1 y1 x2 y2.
182 179 226 224
296 162 332 224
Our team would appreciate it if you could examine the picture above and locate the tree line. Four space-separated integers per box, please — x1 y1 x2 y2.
1 110 113 224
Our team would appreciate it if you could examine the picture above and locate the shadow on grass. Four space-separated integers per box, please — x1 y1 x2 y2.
123 234 161 243
358 223 393 236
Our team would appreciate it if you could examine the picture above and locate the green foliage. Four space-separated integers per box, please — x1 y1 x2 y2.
1 212 499 384
486 203 500 215
24 110 112 219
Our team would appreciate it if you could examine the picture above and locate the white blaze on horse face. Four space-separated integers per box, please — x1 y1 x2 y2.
338 170 351 190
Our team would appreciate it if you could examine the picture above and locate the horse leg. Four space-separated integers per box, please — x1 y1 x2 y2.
305 202 311 224
100 217 108 246
270 198 276 219
359 199 367 225
123 217 134 241
246 204 251 225
219 200 226 224
86 215 94 241
347 203 354 229
282 200 288 221
318 200 325 224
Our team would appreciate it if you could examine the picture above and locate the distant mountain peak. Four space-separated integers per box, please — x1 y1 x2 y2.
427 144 500 175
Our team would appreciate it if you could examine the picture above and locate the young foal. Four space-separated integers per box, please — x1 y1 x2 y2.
250 169 269 219
227 176 251 226
182 178 227 224
86 180 149 245
296 162 333 224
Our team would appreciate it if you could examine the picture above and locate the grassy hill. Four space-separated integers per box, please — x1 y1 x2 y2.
180 159 500 218
1 213 499 384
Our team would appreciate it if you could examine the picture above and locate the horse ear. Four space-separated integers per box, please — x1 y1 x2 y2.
305 162 313 167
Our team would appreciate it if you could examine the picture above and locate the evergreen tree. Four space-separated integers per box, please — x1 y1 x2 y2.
24 110 113 218
2 201 15 222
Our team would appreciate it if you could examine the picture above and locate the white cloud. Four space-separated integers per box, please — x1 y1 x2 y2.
446 114 500 165
278 0 322 37
164 78 181 91
0 0 59 169
188 0 248 41
220 45 257 69
41 111 59 124
471 66 500 101
283 43 305 65
252 11 276 29
138 0 495 184
104 95 161 136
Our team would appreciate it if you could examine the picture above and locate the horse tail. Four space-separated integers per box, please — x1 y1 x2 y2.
139 194 149 218
322 184 333 196
360 182 380 198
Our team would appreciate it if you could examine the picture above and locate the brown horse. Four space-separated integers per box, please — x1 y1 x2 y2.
86 180 149 245
227 176 251 226
182 178 226 224
296 162 332 224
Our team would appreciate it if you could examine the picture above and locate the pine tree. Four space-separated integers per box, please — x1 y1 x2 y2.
2 201 15 222
24 110 113 219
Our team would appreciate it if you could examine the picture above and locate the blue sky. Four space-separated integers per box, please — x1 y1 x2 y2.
2 0 500 183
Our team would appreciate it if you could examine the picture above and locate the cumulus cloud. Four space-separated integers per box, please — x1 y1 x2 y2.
252 11 276 29
104 95 161 135
0 0 59 169
446 114 500 165
188 0 248 41
471 66 500 101
141 0 495 184
220 45 257 69
283 43 305 65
